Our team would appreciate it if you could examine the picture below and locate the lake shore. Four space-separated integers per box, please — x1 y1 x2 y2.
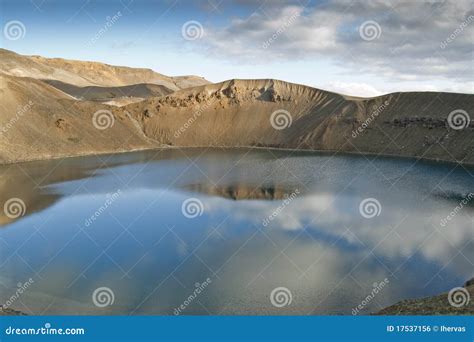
377 279 474 315
2 145 473 168
3 280 473 316
0 307 26 316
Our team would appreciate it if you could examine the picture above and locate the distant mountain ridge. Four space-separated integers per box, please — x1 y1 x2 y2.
0 48 209 89
0 49 209 105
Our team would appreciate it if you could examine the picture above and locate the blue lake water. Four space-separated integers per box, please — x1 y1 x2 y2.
0 148 473 315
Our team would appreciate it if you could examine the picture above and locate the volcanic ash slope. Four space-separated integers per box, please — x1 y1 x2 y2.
123 79 474 164
0 73 155 164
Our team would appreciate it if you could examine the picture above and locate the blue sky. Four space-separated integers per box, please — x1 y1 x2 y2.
1 0 473 96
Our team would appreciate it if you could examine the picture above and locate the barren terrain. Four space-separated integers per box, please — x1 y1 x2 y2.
0 50 472 165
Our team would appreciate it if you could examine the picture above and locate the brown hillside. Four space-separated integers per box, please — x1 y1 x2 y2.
0 73 155 164
0 49 209 89
123 79 473 164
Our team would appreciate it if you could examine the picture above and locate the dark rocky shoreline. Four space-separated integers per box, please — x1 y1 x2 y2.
377 278 474 315
0 307 26 316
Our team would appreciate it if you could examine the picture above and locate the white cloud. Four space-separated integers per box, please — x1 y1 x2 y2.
204 193 474 265
200 0 474 94
324 81 382 97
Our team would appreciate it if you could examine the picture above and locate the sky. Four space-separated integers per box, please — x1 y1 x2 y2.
0 0 473 97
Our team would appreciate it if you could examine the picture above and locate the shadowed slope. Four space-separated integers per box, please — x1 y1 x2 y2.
42 79 175 106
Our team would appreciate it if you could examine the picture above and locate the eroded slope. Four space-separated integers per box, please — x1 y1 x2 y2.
123 79 474 164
